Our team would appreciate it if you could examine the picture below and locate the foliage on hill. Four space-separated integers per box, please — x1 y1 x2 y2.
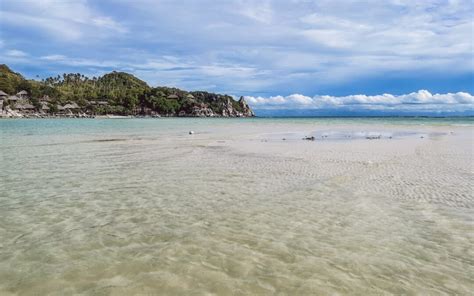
0 64 37 95
0 64 253 116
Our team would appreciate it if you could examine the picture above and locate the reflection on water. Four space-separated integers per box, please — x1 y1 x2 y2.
0 118 472 295
261 130 443 141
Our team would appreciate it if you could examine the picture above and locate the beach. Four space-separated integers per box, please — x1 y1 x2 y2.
0 118 472 295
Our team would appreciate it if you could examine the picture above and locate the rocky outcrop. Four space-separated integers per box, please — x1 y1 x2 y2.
221 98 234 117
191 103 215 117
238 96 254 117
218 97 255 117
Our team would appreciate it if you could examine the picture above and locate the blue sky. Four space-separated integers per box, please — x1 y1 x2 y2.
0 0 473 114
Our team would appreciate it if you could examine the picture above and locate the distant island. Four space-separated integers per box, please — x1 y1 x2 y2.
0 64 254 118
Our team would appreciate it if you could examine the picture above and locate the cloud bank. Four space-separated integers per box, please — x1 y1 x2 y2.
246 90 474 114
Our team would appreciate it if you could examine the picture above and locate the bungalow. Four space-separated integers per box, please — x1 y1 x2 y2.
167 94 179 100
17 90 28 99
15 103 36 113
5 95 22 109
60 102 80 111
40 101 50 112
0 90 8 100
58 102 80 116
7 95 21 103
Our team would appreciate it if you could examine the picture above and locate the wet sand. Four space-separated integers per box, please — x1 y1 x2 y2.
0 119 472 295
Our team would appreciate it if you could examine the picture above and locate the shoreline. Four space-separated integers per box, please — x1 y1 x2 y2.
1 114 473 119
0 113 255 119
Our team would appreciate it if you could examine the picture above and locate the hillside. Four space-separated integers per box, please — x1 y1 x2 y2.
0 65 254 117
0 64 32 95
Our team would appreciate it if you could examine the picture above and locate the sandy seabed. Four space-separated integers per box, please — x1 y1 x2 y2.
0 119 473 295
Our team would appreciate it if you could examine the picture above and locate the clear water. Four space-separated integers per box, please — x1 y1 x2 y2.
0 118 473 295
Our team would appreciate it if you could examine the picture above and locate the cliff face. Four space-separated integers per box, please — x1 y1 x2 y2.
238 96 255 117
219 97 254 117
171 96 254 117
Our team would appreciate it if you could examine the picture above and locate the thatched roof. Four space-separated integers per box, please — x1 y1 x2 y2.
17 90 28 95
186 94 195 99
15 103 35 110
0 90 8 96
62 103 80 109
41 102 50 110
167 94 179 99
7 96 21 101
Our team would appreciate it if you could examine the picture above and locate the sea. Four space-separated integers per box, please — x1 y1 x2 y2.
0 117 473 295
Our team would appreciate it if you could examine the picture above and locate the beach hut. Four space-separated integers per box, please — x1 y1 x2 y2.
7 95 21 102
40 102 50 112
14 103 36 113
17 90 28 99
167 94 179 100
62 103 80 110
57 103 79 116
6 95 22 109
0 90 8 99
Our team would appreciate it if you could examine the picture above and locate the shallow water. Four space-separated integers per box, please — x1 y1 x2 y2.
0 118 473 295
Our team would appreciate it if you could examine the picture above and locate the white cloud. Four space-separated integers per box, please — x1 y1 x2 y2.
5 49 27 57
40 55 67 61
39 54 119 68
0 0 126 41
246 90 474 112
287 94 313 105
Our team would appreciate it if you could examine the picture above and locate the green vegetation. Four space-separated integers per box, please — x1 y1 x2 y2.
0 64 253 116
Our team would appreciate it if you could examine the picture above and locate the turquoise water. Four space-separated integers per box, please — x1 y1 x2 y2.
0 118 473 295
1 117 472 138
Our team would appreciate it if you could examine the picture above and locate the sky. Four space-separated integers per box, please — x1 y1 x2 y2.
0 0 473 115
